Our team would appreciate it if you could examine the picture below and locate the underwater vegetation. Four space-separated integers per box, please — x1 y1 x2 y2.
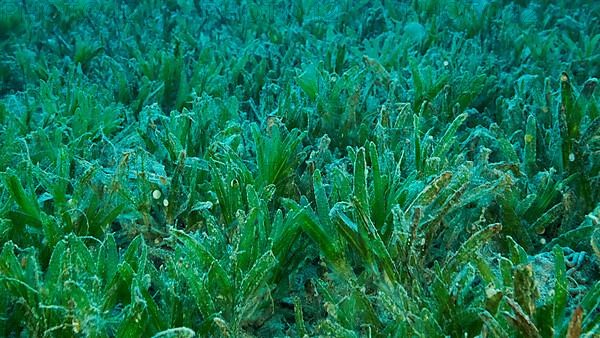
0 0 599 336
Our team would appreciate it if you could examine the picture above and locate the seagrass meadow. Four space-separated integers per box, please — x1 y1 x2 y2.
0 0 599 336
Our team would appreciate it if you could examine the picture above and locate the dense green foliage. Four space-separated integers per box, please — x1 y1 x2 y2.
1 0 599 336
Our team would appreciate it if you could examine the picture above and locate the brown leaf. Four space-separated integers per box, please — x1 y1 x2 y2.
566 306 583 338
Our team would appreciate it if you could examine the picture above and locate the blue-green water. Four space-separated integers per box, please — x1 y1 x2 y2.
0 1 599 336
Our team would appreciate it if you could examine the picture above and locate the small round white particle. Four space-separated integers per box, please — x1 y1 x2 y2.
443 60 449 67
163 199 169 207
152 189 162 200
485 286 497 298
568 153 575 162
540 238 546 245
